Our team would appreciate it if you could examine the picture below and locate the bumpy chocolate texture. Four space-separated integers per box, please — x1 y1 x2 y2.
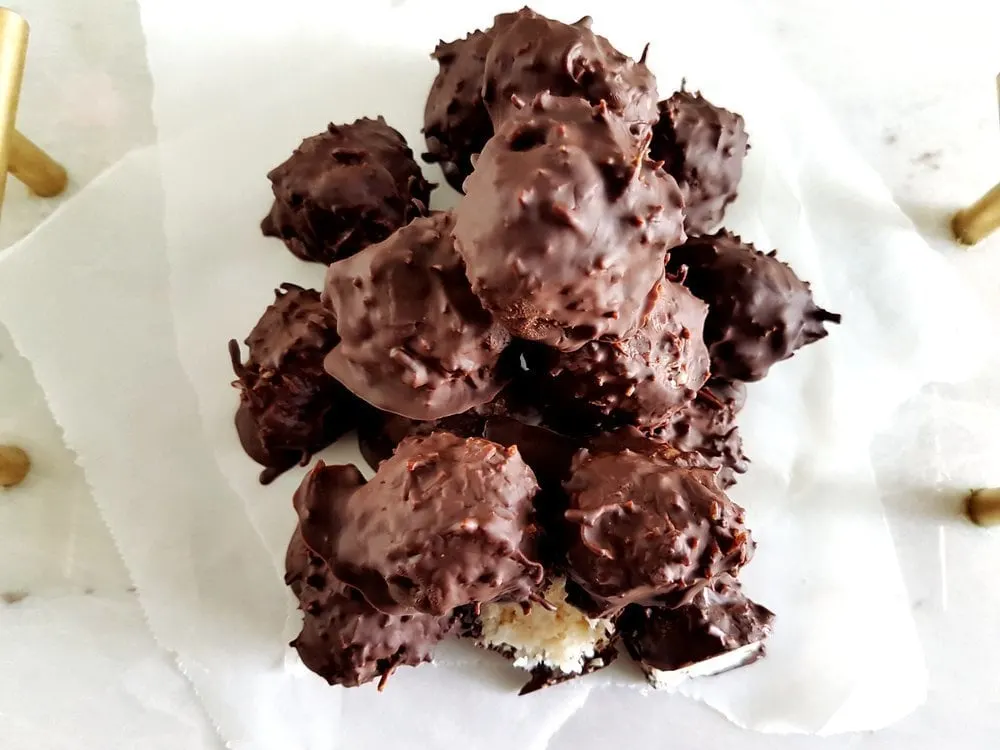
229 284 359 484
563 447 755 617
668 231 842 382
356 409 482 473
533 279 711 430
295 432 544 616
356 390 581 494
261 117 432 264
423 12 519 192
455 93 686 351
286 493 454 688
653 378 749 488
619 573 775 676
482 9 658 135
323 212 511 421
651 90 749 236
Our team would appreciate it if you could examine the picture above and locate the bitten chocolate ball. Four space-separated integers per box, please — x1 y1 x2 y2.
482 9 658 135
531 279 710 430
455 94 686 351
261 117 432 264
652 378 749 488
286 523 455 689
422 11 520 193
563 447 754 617
668 231 841 382
229 284 360 484
619 574 775 688
295 433 544 616
651 90 749 236
471 576 618 695
323 212 511 421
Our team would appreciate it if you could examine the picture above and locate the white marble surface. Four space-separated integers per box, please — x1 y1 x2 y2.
1 1 998 748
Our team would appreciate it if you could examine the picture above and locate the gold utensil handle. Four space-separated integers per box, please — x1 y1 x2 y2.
0 444 30 488
967 488 1000 527
953 182 1000 246
9 128 67 196
952 73 1000 246
0 8 67 216
0 7 29 213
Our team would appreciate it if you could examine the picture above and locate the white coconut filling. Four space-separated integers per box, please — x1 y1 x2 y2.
644 641 764 691
477 578 614 675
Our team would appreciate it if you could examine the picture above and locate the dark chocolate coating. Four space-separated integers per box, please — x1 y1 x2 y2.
323 212 511 421
585 424 742 490
261 117 432 264
355 403 579 570
356 409 485 472
482 9 658 135
357 398 580 494
481 417 580 494
517 641 618 695
285 526 454 688
588 427 710 473
477 633 618 696
563 448 754 617
295 433 544 616
652 378 749 489
619 574 775 673
651 90 749 236
422 12 520 193
455 94 686 351
229 284 360 484
534 279 710 429
668 231 842 382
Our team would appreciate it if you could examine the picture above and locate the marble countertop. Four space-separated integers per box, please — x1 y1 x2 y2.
1 1 998 748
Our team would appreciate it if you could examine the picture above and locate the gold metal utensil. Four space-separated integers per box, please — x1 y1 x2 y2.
0 444 30 488
0 8 67 218
967 488 1000 527
952 74 1000 246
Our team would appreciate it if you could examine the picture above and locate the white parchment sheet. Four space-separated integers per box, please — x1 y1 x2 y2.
0 0 987 747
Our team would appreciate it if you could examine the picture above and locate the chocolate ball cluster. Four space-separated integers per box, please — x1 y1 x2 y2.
233 6 839 691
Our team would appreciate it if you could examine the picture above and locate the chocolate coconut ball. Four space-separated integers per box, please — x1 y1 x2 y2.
261 117 432 264
323 212 511 421
286 524 455 689
422 11 520 193
651 90 750 236
455 94 686 351
229 284 360 484
667 231 841 382
482 9 658 135
295 433 544 616
652 378 749 488
532 279 710 430
562 447 755 617
619 574 775 688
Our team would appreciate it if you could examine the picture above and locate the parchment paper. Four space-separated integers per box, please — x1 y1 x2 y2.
0 0 988 747
149 0 982 734
0 153 339 750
